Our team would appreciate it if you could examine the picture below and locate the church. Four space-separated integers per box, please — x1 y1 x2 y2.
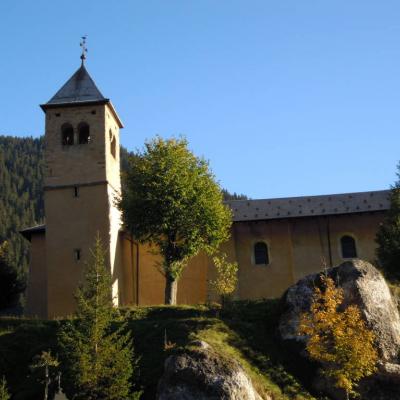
21 57 390 319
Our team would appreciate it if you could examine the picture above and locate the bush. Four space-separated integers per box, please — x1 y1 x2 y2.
299 275 377 399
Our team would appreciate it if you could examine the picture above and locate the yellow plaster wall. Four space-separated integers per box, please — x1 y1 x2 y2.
131 212 385 305
177 252 208 304
118 234 137 306
233 220 296 299
26 184 385 315
43 102 123 318
25 233 47 318
133 243 209 306
232 212 385 299
289 217 331 281
108 183 123 304
326 213 382 266
44 105 107 187
44 103 121 190
25 210 385 314
104 106 121 191
45 184 111 317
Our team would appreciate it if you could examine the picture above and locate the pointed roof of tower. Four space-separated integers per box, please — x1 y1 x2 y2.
45 64 107 105
40 64 123 127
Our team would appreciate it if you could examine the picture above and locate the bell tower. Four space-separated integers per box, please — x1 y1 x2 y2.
41 54 123 317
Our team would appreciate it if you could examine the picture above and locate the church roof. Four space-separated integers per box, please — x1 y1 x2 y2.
226 189 390 222
20 224 45 241
43 64 107 106
40 64 124 127
20 190 391 241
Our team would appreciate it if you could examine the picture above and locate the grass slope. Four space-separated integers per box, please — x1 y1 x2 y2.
0 301 317 400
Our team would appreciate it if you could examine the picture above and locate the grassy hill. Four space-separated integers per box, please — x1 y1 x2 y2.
0 301 318 400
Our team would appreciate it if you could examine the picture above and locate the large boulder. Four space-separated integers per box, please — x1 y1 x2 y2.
279 259 400 363
157 341 266 400
279 259 400 399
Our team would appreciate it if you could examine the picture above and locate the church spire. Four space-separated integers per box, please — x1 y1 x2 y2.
80 36 88 66
40 42 123 128
42 65 106 106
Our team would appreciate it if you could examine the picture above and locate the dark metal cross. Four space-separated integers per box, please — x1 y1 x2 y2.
80 36 88 64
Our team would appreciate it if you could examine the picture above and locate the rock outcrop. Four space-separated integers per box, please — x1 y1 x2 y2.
157 341 265 400
279 259 400 363
279 259 400 399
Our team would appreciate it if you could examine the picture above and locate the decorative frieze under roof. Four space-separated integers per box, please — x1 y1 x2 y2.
226 190 390 222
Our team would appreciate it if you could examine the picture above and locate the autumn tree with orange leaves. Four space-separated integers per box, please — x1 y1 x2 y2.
299 275 377 400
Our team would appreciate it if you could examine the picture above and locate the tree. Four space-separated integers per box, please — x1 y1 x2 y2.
210 253 238 305
0 376 10 400
299 275 377 400
119 137 232 304
0 241 25 310
58 235 137 400
221 189 248 201
30 350 59 400
376 163 400 281
0 135 244 286
0 136 45 277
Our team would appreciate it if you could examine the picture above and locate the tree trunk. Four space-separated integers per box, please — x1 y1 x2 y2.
44 365 49 400
165 277 178 305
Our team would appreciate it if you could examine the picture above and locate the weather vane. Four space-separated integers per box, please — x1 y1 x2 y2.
80 36 88 65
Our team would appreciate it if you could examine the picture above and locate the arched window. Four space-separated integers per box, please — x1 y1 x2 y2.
341 235 357 258
254 242 269 265
61 123 74 146
78 122 90 144
109 130 116 159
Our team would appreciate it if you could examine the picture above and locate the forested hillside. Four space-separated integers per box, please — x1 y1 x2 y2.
0 135 247 278
0 136 45 276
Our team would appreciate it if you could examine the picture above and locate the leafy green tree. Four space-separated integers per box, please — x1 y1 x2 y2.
210 253 238 305
0 376 10 400
0 241 26 310
376 164 400 281
119 137 232 304
0 135 243 291
58 235 137 399
299 275 377 400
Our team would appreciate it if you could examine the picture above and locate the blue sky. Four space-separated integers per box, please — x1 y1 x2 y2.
0 1 399 199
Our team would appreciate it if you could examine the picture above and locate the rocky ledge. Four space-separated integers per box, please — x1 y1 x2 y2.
157 341 267 400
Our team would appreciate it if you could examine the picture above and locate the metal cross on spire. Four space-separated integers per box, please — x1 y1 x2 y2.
80 36 88 65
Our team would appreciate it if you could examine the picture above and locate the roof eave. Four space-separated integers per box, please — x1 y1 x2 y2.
19 225 46 242
231 208 388 223
40 99 109 112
